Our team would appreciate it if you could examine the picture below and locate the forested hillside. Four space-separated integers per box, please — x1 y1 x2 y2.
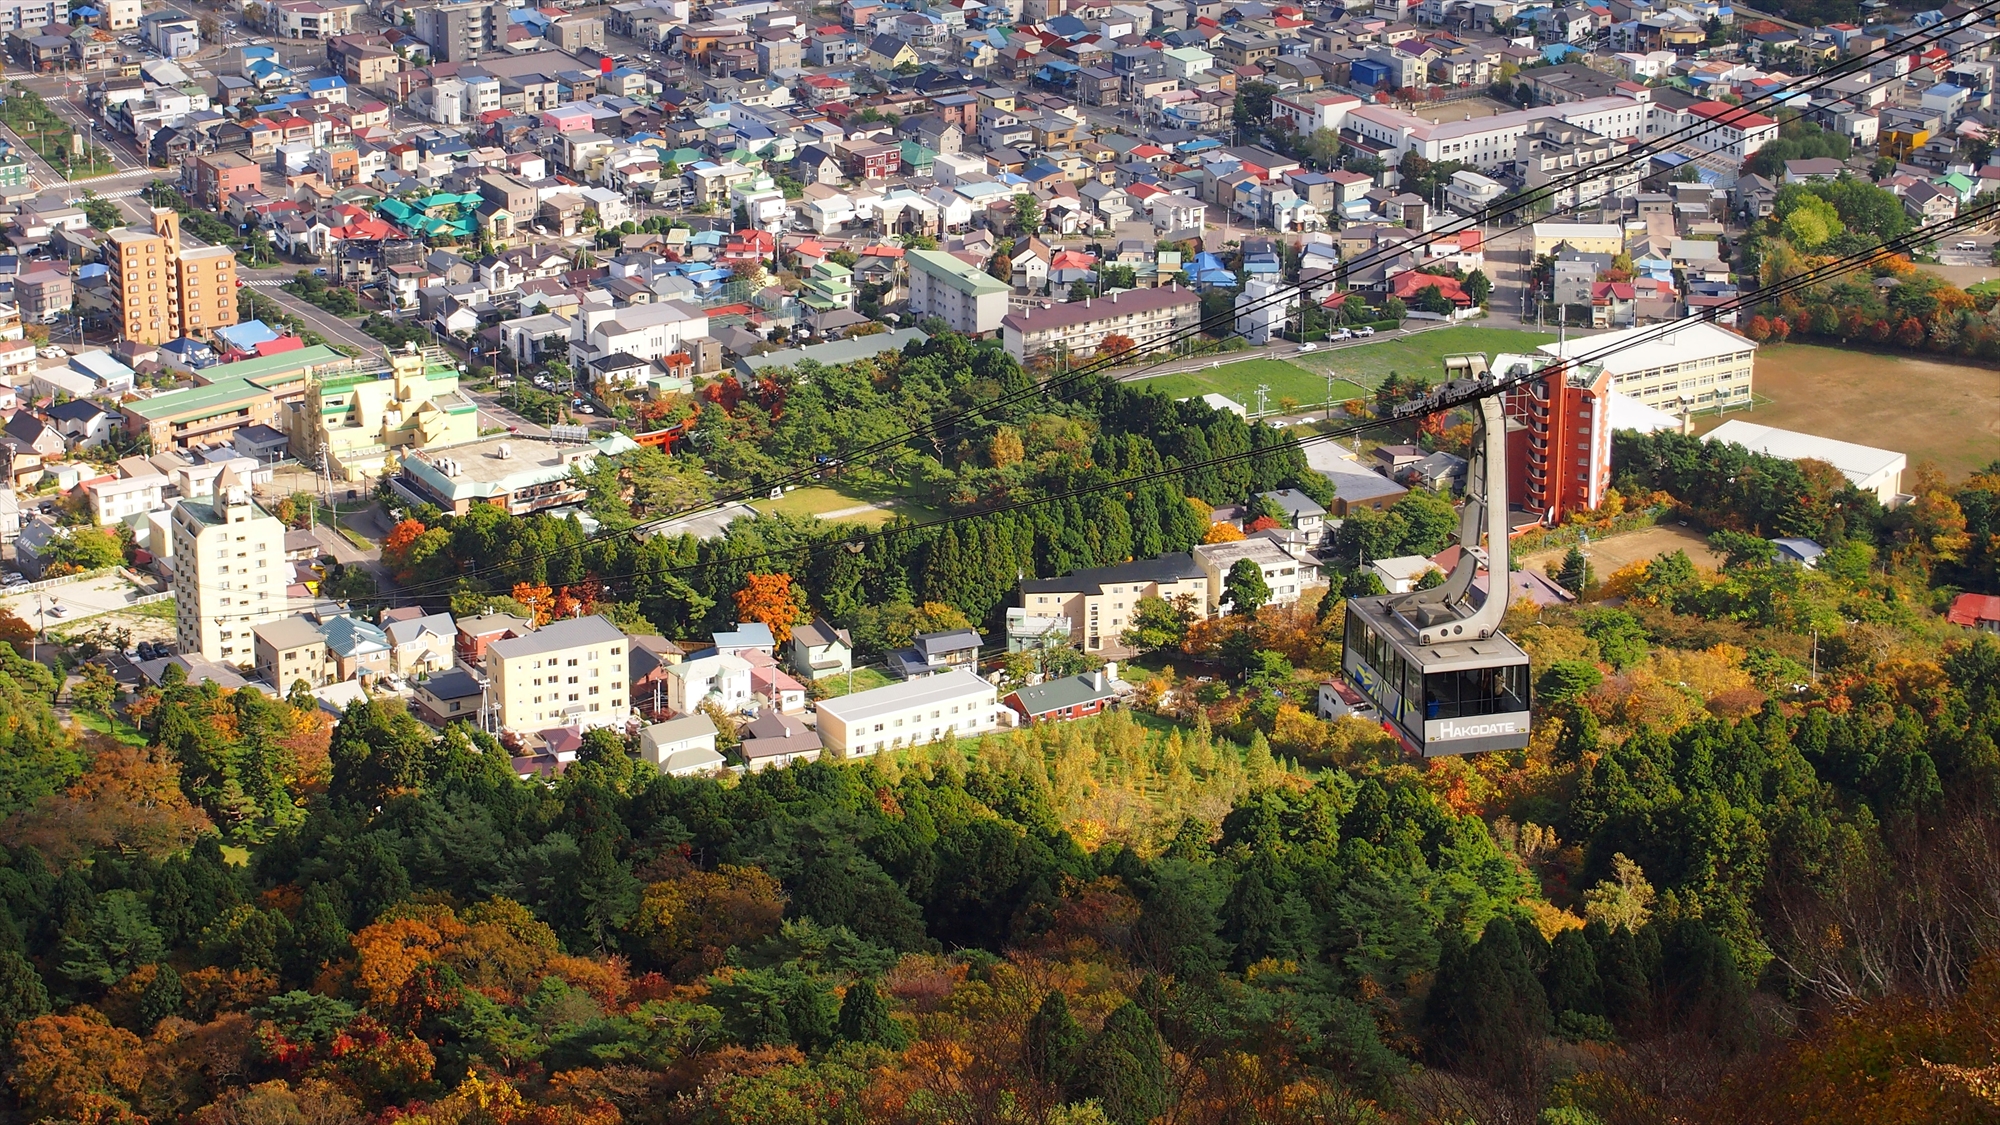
7 338 2000 1124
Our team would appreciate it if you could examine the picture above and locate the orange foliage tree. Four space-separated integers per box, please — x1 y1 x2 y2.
1099 333 1137 361
8 1008 146 1122
0 740 212 865
380 519 426 579
732 573 805 644
511 582 554 627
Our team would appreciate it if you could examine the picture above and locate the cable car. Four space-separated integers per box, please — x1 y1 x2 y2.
1341 356 1533 756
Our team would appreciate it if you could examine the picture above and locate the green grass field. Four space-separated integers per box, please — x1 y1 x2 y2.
752 481 942 527
1142 358 1369 414
71 709 148 747
814 665 897 698
1135 326 1561 412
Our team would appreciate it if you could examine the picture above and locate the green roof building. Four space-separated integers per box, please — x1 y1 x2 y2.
906 248 1009 335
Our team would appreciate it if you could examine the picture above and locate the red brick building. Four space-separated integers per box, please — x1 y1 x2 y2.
1503 358 1613 524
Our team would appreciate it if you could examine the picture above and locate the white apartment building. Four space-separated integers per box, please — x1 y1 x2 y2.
1343 93 1674 169
1000 284 1200 363
665 652 753 715
1537 320 1757 410
1192 535 1326 614
567 297 710 378
85 472 164 526
171 466 286 664
98 0 140 29
0 0 61 33
906 248 1009 335
484 614 629 731
814 668 998 757
1271 91 1362 135
1679 99 1779 159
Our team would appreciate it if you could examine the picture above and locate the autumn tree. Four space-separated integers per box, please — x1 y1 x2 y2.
2 741 212 865
381 519 426 579
1099 333 1137 362
8 1008 146 1121
732 572 807 644
511 581 555 627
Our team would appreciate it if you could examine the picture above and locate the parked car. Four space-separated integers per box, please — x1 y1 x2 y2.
1354 326 1376 336
1329 328 1353 340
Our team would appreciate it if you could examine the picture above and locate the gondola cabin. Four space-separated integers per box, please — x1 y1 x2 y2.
1342 591 1533 757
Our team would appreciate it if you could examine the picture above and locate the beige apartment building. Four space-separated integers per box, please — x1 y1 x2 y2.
1000 283 1201 363
484 614 629 731
254 615 333 689
1017 552 1209 652
106 208 240 346
171 465 286 664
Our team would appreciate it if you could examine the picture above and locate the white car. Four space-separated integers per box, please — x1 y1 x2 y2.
1329 328 1353 340
46 602 66 618
1297 342 1318 353
1354 326 1376 336
1957 240 1980 251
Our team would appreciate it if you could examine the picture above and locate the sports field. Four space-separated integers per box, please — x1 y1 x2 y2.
1696 343 2000 478
1142 358 1369 413
1140 326 1563 412
751 482 942 527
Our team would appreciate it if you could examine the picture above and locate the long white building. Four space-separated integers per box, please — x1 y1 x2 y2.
1338 90 1776 169
1537 320 1756 411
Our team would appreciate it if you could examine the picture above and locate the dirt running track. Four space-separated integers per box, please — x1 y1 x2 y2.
1518 523 1723 581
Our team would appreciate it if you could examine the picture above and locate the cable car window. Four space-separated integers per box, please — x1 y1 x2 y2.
1423 662 1530 719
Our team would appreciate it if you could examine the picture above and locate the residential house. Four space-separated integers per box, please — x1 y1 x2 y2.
639 713 725 775
1002 668 1121 723
888 628 983 679
788 617 854 680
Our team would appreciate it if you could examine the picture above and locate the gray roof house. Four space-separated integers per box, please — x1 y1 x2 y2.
889 627 983 680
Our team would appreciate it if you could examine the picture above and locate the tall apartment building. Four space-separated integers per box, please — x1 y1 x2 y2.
484 614 629 731
171 465 285 664
906 248 1008 334
1496 352 1614 523
105 208 239 346
999 284 1200 363
414 0 504 61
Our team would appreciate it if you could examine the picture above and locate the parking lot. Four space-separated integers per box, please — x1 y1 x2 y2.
1 573 161 631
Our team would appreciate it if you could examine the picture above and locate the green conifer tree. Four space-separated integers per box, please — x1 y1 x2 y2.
1085 1002 1171 1125
0 949 50 1040
835 978 906 1048
1024 989 1087 1093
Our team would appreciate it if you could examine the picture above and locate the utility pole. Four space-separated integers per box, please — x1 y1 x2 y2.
1255 382 1269 417
1326 371 1335 423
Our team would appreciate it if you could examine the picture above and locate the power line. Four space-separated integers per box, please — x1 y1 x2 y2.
273 194 1999 618
305 8 2000 603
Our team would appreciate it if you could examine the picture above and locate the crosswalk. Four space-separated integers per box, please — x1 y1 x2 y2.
242 279 291 288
